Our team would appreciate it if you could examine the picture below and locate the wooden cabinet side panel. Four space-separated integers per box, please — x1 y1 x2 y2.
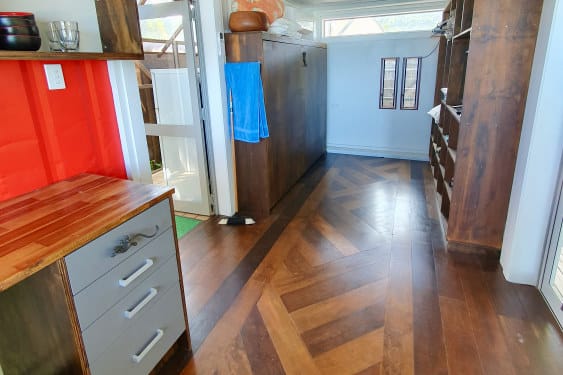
235 140 271 218
447 0 542 248
225 33 271 218
225 32 265 63
0 262 83 374
95 0 143 55
304 46 328 170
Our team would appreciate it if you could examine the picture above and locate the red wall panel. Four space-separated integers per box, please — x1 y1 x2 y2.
0 60 126 201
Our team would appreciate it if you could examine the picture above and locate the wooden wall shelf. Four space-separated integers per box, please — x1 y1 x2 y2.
0 0 143 61
0 51 142 61
453 27 472 40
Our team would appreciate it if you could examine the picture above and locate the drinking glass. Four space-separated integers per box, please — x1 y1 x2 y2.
48 21 79 52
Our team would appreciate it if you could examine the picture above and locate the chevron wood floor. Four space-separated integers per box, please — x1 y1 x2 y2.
176 154 563 375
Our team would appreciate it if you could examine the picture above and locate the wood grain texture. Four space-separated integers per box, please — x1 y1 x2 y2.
180 154 563 375
225 32 327 219
95 0 143 56
446 0 543 249
0 174 173 291
0 262 83 374
0 51 142 60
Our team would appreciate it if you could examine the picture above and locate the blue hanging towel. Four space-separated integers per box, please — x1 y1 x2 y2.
224 62 269 143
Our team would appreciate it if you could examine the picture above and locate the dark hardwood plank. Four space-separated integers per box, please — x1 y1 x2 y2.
411 240 448 374
439 296 483 374
240 306 285 375
382 238 414 374
301 304 385 357
281 261 389 313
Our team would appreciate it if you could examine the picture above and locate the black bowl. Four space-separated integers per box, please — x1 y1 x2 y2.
0 12 36 27
0 12 35 20
0 34 41 51
0 25 39 36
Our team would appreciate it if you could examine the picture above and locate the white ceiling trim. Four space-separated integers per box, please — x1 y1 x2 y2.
285 0 447 11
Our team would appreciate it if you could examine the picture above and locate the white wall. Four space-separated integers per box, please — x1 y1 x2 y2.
326 32 438 160
0 0 102 52
501 0 563 286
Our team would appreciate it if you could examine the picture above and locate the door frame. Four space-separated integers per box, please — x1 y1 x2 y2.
540 154 563 327
108 0 235 216
138 0 211 215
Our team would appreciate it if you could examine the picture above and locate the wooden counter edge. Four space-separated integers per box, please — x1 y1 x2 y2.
0 177 175 292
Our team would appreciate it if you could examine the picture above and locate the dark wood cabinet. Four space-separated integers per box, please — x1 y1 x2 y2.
226 32 327 219
430 0 542 251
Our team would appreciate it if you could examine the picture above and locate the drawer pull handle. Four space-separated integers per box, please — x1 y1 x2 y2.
124 287 158 319
132 329 164 364
119 259 154 287
112 225 160 257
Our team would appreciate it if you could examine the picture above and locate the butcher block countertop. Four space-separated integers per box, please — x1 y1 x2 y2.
0 174 174 292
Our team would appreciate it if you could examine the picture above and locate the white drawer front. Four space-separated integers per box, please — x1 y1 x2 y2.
73 228 176 331
65 199 172 295
82 256 180 363
89 285 185 375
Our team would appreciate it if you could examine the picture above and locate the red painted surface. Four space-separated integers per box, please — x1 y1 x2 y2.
0 60 126 201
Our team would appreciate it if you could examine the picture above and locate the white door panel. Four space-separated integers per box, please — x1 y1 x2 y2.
541 166 563 327
138 1 211 215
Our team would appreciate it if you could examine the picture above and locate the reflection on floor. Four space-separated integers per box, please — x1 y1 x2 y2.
152 169 165 186
176 154 563 375
176 212 209 222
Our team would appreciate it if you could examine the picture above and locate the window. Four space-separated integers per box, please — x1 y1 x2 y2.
380 58 399 109
400 57 422 110
324 11 442 38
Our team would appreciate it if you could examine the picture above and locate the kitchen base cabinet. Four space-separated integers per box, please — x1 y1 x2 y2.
0 262 83 374
0 174 191 374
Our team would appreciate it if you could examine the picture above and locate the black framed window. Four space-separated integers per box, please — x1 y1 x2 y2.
400 57 422 110
379 57 399 109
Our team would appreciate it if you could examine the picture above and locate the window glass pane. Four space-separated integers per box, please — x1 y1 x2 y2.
401 57 421 109
324 11 442 37
380 58 397 109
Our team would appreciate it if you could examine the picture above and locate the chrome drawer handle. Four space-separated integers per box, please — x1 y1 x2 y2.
124 288 158 319
132 329 164 364
112 225 160 257
119 259 154 287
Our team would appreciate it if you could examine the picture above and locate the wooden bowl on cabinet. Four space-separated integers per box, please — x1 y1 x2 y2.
229 11 268 32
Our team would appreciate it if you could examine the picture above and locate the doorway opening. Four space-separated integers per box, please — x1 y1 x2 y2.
541 160 563 327
135 0 212 216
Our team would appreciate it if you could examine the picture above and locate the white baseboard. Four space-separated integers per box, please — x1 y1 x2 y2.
327 144 429 161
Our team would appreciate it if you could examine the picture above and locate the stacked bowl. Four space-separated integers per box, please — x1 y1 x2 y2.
0 12 41 51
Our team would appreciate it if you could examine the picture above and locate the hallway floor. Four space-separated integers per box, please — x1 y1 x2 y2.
176 154 563 374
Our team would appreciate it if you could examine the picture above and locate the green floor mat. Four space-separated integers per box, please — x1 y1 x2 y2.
175 216 200 239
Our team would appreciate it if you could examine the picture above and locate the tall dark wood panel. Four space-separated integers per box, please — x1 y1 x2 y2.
95 0 143 56
0 262 83 374
429 0 543 251
225 32 327 219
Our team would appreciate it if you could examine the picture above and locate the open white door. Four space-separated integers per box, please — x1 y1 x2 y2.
541 169 563 326
137 0 211 215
